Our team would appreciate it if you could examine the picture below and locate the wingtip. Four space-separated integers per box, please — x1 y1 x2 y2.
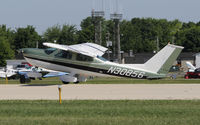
43 42 48 46
43 42 55 46
167 44 184 49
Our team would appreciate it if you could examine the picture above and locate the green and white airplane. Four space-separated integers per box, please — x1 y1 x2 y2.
22 42 183 83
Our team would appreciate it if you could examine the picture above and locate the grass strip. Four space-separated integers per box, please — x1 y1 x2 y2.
0 100 200 125
1 77 200 84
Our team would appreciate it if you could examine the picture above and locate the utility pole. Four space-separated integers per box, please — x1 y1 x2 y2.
156 36 159 52
36 41 38 48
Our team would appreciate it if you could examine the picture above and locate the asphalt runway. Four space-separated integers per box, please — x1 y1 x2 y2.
1 84 200 100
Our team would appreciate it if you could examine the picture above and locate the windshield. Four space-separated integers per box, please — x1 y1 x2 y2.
97 55 108 62
44 48 57 55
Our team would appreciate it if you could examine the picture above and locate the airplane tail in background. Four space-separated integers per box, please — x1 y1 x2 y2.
144 44 184 75
186 61 196 72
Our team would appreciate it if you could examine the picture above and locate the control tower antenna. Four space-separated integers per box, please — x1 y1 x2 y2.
91 0 105 45
110 0 123 63
116 0 119 12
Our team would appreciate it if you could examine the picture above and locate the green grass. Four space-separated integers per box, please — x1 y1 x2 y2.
85 77 200 84
1 77 200 84
0 100 200 125
0 77 62 84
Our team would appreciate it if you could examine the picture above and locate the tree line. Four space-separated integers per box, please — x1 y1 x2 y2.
0 17 200 66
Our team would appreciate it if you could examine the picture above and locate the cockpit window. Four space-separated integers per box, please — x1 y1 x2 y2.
44 48 57 55
97 55 108 61
55 50 72 59
76 54 93 62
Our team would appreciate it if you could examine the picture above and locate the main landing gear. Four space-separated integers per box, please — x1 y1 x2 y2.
62 81 80 84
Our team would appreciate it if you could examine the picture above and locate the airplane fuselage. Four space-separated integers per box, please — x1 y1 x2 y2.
23 48 163 79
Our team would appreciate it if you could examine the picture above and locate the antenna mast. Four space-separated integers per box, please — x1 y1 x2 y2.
92 0 105 45
110 0 123 63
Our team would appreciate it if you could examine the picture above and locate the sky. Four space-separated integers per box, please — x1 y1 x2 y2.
0 0 200 34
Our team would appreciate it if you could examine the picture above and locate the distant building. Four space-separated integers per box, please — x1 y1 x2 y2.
195 53 200 68
6 60 26 68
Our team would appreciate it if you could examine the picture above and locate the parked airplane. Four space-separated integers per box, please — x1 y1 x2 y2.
22 42 183 84
18 66 69 83
0 63 66 83
0 66 17 79
185 61 200 79
186 61 196 72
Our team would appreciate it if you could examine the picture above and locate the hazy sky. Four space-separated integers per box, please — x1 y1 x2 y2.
0 0 199 34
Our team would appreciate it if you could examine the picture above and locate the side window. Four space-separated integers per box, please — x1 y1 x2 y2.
44 48 57 55
76 54 93 62
55 50 72 59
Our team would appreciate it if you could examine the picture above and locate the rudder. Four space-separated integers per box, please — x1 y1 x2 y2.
144 44 184 74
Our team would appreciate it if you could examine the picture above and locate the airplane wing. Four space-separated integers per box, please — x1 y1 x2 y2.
18 71 42 78
43 72 68 78
43 42 108 57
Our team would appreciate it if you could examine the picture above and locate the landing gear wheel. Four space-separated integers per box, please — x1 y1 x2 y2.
20 75 31 84
62 81 69 84
20 75 26 84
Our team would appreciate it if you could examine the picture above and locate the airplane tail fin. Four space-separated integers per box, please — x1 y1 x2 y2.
144 44 184 74
186 61 196 71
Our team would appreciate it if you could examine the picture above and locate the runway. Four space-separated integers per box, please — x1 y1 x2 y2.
1 84 200 100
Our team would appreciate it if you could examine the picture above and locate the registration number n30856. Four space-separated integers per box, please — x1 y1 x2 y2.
107 67 145 78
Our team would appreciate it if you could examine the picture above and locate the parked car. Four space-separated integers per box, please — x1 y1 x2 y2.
185 68 200 79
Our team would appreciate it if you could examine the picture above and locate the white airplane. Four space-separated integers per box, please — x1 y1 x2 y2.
18 65 68 83
0 66 17 79
0 63 66 83
22 42 184 84
186 61 196 72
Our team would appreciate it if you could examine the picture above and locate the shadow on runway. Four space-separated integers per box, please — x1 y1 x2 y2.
21 84 62 87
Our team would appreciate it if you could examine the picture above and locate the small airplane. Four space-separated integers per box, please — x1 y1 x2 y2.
185 61 200 79
0 64 42 82
22 42 184 84
185 61 196 72
0 66 17 79
18 65 69 83
0 63 66 83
